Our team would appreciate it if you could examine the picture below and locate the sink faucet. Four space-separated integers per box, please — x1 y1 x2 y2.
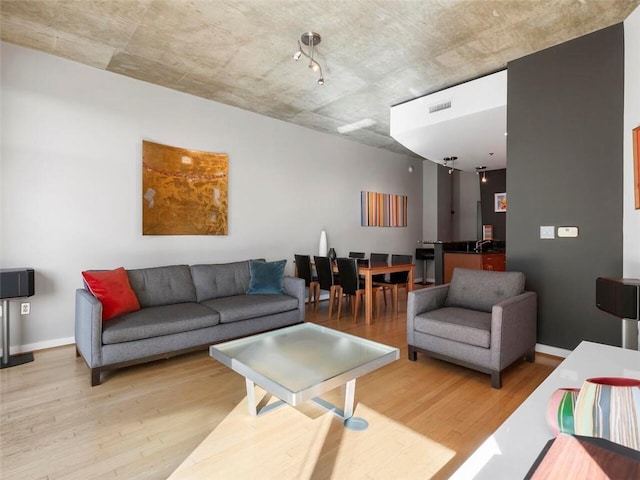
475 240 491 252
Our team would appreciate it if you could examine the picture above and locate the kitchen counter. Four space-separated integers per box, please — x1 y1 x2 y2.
430 241 506 285
444 251 506 283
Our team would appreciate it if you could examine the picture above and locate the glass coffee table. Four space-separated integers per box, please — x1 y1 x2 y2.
209 322 399 430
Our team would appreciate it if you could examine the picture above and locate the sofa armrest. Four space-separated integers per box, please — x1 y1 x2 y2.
490 291 537 369
75 288 103 368
407 284 450 345
283 275 305 322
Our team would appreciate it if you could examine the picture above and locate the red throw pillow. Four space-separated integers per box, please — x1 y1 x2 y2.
81 267 140 322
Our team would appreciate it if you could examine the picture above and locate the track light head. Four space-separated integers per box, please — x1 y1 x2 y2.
292 50 302 61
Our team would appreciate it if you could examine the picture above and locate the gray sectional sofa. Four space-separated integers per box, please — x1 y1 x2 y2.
75 261 305 385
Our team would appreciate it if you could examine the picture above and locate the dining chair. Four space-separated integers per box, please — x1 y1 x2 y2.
335 257 380 322
313 255 341 317
348 252 366 259
370 253 390 307
377 254 413 315
294 254 319 310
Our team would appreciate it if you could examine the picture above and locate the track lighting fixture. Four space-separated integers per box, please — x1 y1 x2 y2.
444 156 457 174
476 166 488 183
292 32 325 85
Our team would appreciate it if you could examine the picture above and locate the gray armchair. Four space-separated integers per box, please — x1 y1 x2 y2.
407 268 537 388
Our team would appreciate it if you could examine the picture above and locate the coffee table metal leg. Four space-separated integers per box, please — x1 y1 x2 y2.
343 378 355 419
246 378 257 416
342 379 368 430
246 377 367 429
246 378 285 416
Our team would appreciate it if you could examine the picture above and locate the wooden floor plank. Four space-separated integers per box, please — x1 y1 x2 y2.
0 288 561 479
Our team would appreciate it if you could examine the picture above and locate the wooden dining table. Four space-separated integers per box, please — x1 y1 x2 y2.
302 259 415 325
357 262 415 325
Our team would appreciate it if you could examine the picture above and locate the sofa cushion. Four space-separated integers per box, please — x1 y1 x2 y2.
102 303 220 344
190 261 252 302
246 259 286 294
414 307 492 348
200 294 298 324
82 267 141 322
127 265 196 308
445 268 525 313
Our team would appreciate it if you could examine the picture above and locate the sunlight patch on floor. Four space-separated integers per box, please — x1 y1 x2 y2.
448 434 501 480
168 389 456 479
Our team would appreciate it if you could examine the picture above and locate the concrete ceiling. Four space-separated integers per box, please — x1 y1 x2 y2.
2 0 638 163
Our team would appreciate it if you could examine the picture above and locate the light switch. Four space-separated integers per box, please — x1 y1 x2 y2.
540 226 555 239
558 226 579 238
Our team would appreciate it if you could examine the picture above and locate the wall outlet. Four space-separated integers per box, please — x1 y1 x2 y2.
21 302 31 315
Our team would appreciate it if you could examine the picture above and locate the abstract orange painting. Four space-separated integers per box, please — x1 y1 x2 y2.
142 140 228 235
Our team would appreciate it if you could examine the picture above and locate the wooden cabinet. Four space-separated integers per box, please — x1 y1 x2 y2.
481 253 506 272
444 252 506 283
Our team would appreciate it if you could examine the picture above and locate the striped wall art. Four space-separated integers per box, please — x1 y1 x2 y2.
360 191 408 227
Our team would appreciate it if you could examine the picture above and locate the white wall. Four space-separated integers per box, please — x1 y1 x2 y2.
624 6 640 278
0 42 422 352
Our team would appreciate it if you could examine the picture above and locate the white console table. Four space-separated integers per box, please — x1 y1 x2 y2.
450 341 640 479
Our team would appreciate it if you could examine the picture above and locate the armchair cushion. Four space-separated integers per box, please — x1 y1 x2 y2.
414 307 491 348
444 268 525 313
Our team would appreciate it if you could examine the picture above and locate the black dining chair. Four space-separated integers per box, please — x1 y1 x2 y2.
313 255 341 318
377 254 413 315
335 257 380 322
370 253 390 307
348 252 366 259
294 254 319 310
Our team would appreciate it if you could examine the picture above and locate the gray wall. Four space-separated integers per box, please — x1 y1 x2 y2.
507 24 624 349
479 169 506 241
437 164 452 241
421 160 439 281
452 170 481 241
0 42 422 351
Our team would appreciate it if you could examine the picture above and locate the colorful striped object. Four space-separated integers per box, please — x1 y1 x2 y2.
574 377 640 451
546 387 580 436
360 191 408 227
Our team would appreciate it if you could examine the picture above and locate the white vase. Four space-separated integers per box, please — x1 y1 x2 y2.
319 230 328 257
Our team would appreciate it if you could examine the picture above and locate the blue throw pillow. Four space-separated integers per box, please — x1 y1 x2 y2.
246 259 286 294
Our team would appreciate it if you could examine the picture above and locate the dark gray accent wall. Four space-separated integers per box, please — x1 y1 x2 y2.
506 24 624 349
479 169 506 241
437 164 452 241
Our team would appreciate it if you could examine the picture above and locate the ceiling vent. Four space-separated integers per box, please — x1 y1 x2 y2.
390 70 507 172
429 100 451 114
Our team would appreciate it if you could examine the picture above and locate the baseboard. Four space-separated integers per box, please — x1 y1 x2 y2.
535 343 571 358
0 336 75 356
0 337 573 359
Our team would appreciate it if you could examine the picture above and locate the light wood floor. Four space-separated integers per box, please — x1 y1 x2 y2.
0 288 561 479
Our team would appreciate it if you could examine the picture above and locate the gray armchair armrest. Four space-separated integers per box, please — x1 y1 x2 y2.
75 288 103 368
490 291 537 370
407 284 450 346
283 275 305 321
